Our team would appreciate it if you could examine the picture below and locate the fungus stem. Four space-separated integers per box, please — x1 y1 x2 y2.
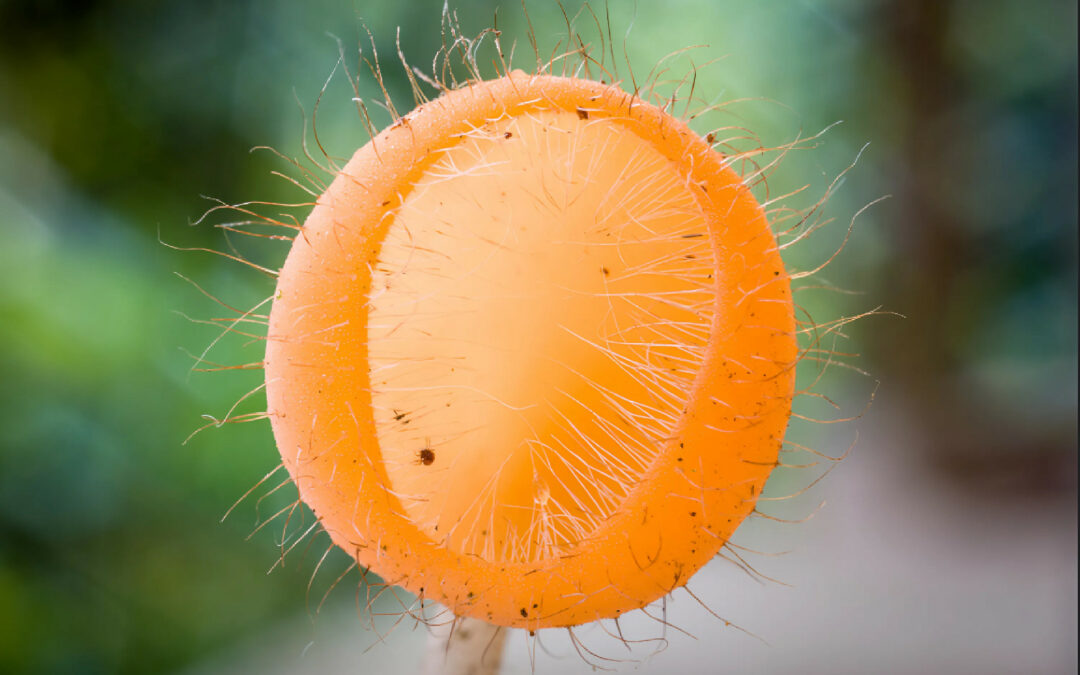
421 612 507 675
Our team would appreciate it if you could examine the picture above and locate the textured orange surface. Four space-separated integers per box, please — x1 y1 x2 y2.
265 72 796 629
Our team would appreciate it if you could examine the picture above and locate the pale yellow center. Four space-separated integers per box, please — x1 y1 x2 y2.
367 110 714 563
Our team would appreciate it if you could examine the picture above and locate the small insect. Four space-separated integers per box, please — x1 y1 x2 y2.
417 444 435 466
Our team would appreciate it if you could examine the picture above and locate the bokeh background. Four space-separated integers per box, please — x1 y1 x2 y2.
0 1 1075 673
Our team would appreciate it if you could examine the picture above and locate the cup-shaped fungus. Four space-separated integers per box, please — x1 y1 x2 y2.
265 71 796 630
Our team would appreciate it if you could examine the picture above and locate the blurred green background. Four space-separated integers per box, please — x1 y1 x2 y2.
0 1 1075 673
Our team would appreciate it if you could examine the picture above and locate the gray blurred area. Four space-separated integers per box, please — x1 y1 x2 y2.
0 0 1075 673
181 399 1078 674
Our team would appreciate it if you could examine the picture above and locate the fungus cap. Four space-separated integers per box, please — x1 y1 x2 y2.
265 71 797 629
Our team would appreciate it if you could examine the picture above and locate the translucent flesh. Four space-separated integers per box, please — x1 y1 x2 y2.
369 111 715 564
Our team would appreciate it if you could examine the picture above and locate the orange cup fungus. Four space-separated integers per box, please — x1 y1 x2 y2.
265 71 797 630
